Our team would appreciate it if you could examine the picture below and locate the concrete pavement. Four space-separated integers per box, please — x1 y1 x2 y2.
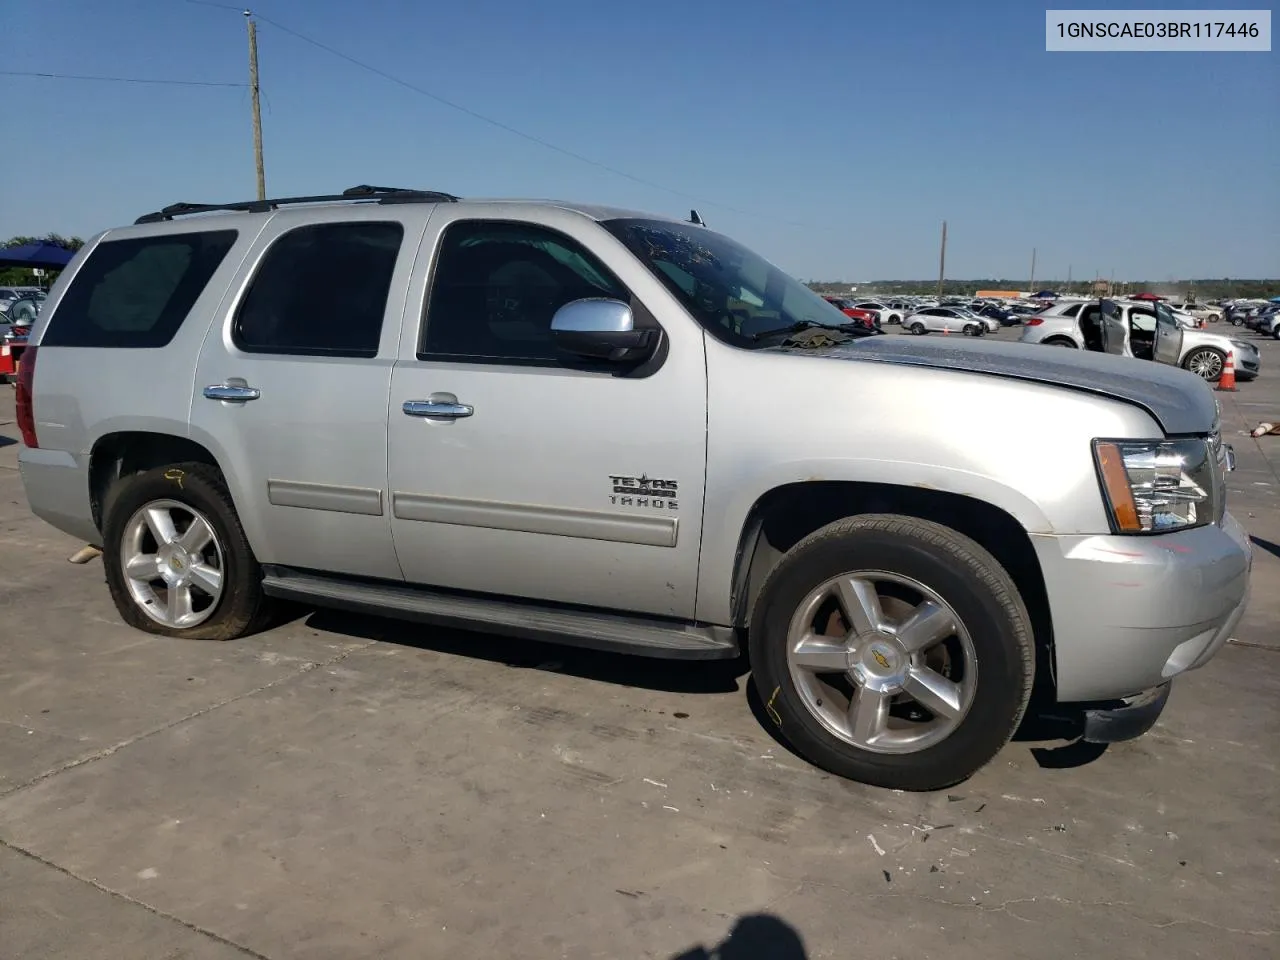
1 330 1277 959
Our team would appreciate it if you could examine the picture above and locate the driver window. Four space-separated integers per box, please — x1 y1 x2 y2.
420 220 631 364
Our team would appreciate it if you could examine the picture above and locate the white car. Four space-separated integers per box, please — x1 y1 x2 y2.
1020 299 1259 382
903 306 986 336
1170 302 1222 324
851 301 905 325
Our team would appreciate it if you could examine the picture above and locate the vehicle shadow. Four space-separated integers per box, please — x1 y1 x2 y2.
745 680 1107 778
1250 535 1280 561
670 913 809 960
298 606 749 696
299 605 1106 776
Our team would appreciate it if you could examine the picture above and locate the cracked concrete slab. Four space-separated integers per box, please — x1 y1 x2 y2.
0 844 256 960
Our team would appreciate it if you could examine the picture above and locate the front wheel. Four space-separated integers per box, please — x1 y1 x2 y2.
102 462 270 640
964 324 982 337
910 322 926 335
749 515 1035 791
1183 347 1225 381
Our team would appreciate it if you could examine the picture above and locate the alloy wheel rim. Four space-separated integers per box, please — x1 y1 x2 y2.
120 499 225 628
1188 350 1223 379
784 571 978 754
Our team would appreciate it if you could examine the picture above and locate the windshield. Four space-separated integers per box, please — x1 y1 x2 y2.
602 218 844 346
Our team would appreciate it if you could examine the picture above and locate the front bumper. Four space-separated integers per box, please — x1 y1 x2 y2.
1081 682 1171 743
1234 348 1260 378
1032 512 1252 703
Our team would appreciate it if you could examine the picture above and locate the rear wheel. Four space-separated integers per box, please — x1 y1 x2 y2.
1183 347 1225 381
749 515 1035 791
910 322 926 335
102 462 269 640
1043 337 1077 348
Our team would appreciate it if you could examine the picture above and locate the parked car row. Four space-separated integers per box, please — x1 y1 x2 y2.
1237 301 1280 338
0 292 39 382
1020 297 1262 383
1222 299 1277 327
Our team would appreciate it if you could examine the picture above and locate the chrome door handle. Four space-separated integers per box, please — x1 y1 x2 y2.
403 396 473 420
204 382 261 402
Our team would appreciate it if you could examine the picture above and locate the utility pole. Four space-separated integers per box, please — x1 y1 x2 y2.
1029 247 1037 293
246 10 266 201
1066 264 1072 295
937 220 947 299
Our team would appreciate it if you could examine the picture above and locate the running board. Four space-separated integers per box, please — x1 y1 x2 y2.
260 566 740 661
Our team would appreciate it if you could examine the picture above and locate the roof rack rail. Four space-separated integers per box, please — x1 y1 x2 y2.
135 185 459 224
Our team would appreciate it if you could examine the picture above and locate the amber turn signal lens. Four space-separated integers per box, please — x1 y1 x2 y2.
1095 441 1141 533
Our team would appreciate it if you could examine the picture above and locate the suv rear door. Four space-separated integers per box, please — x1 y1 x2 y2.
386 209 708 619
189 209 427 581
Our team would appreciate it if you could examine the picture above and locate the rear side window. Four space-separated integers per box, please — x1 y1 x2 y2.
42 230 238 348
234 221 404 358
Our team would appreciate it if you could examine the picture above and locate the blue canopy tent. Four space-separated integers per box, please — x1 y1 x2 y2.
0 240 75 269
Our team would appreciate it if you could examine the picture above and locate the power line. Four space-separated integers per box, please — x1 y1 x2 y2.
184 4 806 227
1 68 246 88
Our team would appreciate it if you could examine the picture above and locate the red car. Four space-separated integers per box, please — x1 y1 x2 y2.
823 297 880 330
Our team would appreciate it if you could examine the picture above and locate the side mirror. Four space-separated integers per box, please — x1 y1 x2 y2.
551 298 655 363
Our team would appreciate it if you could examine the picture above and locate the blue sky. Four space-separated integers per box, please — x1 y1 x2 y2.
3 0 1277 280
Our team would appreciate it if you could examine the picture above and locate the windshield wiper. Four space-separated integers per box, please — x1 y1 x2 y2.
750 320 841 342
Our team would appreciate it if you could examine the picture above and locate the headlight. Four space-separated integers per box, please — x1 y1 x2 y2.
1093 438 1221 533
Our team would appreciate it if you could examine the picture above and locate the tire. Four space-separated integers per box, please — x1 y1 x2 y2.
1273 325 1280 341
1042 337 1077 348
964 324 981 337
748 514 1034 791
101 462 269 640
1182 347 1225 382
887 314 902 325
910 322 926 335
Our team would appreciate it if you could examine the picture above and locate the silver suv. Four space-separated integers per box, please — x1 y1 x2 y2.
14 186 1253 791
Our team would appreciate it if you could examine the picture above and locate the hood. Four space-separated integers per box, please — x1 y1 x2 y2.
779 335 1218 436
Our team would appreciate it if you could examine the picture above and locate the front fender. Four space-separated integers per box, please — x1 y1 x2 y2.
693 460 1052 625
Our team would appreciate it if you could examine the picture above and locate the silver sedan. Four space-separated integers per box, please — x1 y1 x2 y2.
902 307 986 337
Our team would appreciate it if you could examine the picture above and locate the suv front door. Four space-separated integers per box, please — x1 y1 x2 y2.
387 212 708 618
190 212 426 581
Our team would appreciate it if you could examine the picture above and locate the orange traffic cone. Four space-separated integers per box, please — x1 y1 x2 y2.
1217 351 1237 392
943 325 950 335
